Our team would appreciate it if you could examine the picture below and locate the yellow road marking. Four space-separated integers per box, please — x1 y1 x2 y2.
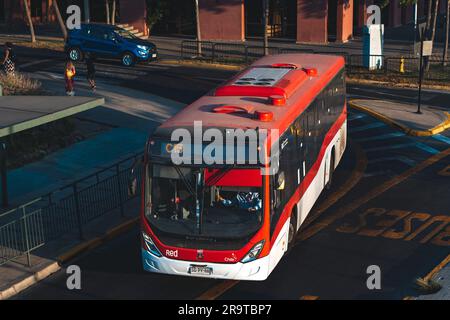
423 254 450 283
299 147 450 241
298 141 367 232
299 295 319 300
195 280 239 300
196 140 366 300
438 164 450 176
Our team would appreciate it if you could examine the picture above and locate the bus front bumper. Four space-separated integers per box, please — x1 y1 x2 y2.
142 249 270 281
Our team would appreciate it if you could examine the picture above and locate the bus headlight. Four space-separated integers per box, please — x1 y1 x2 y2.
142 232 162 257
241 240 265 264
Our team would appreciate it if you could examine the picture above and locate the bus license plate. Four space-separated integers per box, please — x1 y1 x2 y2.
188 265 213 275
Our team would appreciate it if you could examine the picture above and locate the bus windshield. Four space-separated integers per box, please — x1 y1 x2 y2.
145 164 263 239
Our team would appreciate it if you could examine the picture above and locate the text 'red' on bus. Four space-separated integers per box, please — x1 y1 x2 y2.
139 54 347 280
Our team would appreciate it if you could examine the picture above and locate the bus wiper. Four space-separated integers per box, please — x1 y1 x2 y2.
173 166 195 197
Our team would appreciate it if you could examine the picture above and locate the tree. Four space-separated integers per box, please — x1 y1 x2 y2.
145 0 167 34
53 0 68 41
194 0 201 55
106 0 110 24
444 0 449 65
263 0 269 55
111 0 116 25
23 0 36 43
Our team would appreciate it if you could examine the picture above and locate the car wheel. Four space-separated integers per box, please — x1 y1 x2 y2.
68 47 82 62
121 52 135 67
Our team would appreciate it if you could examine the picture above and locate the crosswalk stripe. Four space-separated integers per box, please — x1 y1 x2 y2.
349 122 386 133
356 132 405 142
414 142 440 155
369 156 417 166
432 134 450 145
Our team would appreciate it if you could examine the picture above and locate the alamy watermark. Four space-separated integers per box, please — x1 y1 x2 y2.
169 121 280 175
66 265 81 290
66 5 81 30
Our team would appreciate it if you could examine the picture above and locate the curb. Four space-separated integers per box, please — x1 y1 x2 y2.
349 99 450 137
158 59 244 71
0 216 139 300
57 217 140 263
0 262 60 300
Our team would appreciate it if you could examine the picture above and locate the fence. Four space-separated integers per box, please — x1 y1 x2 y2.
0 153 143 267
180 40 450 81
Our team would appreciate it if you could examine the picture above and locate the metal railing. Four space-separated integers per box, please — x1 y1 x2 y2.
0 153 143 267
180 40 450 81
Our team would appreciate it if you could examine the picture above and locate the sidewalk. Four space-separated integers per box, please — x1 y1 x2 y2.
349 99 450 136
417 259 450 300
0 196 141 300
1 65 184 299
6 70 184 205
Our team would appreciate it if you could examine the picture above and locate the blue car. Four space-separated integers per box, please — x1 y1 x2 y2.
65 23 157 66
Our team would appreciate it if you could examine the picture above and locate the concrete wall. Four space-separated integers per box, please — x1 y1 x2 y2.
198 0 244 41
120 0 148 36
297 0 328 44
336 0 353 42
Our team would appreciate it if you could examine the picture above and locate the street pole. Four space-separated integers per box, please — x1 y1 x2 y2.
413 2 418 47
263 0 269 55
84 0 90 23
417 28 424 115
195 0 202 56
1 140 8 208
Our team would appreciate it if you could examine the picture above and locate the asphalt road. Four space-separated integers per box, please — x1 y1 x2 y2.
13 56 450 300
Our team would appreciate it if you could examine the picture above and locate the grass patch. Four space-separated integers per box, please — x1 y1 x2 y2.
0 72 43 95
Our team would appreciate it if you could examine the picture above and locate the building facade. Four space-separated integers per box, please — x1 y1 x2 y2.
1 0 448 44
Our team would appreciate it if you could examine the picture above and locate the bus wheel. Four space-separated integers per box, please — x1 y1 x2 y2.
326 151 335 190
287 211 297 250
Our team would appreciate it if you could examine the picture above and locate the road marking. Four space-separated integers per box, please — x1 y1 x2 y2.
299 147 450 241
414 142 440 155
348 113 367 121
355 132 405 143
299 295 319 300
364 142 439 154
19 59 52 68
438 165 450 176
195 280 239 300
365 143 416 152
197 141 367 300
299 141 367 230
335 208 450 246
369 156 416 166
432 134 450 145
349 122 387 133
423 254 450 282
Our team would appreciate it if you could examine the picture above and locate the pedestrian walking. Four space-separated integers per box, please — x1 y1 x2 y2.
65 60 76 96
1 42 16 76
85 53 97 91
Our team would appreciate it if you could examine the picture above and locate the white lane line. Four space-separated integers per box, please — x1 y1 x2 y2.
19 59 53 68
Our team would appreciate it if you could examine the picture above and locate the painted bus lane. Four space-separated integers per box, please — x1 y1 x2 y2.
218 148 449 300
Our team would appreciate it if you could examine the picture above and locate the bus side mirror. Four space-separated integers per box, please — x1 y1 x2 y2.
128 156 143 197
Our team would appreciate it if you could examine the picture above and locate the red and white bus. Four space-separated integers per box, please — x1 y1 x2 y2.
139 54 347 280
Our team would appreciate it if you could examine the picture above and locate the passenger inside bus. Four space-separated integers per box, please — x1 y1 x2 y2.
217 191 262 213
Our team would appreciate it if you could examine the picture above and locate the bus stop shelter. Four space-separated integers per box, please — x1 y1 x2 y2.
0 96 105 208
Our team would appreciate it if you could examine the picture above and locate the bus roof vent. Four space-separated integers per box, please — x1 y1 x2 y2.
212 105 249 114
215 64 307 99
255 110 273 122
